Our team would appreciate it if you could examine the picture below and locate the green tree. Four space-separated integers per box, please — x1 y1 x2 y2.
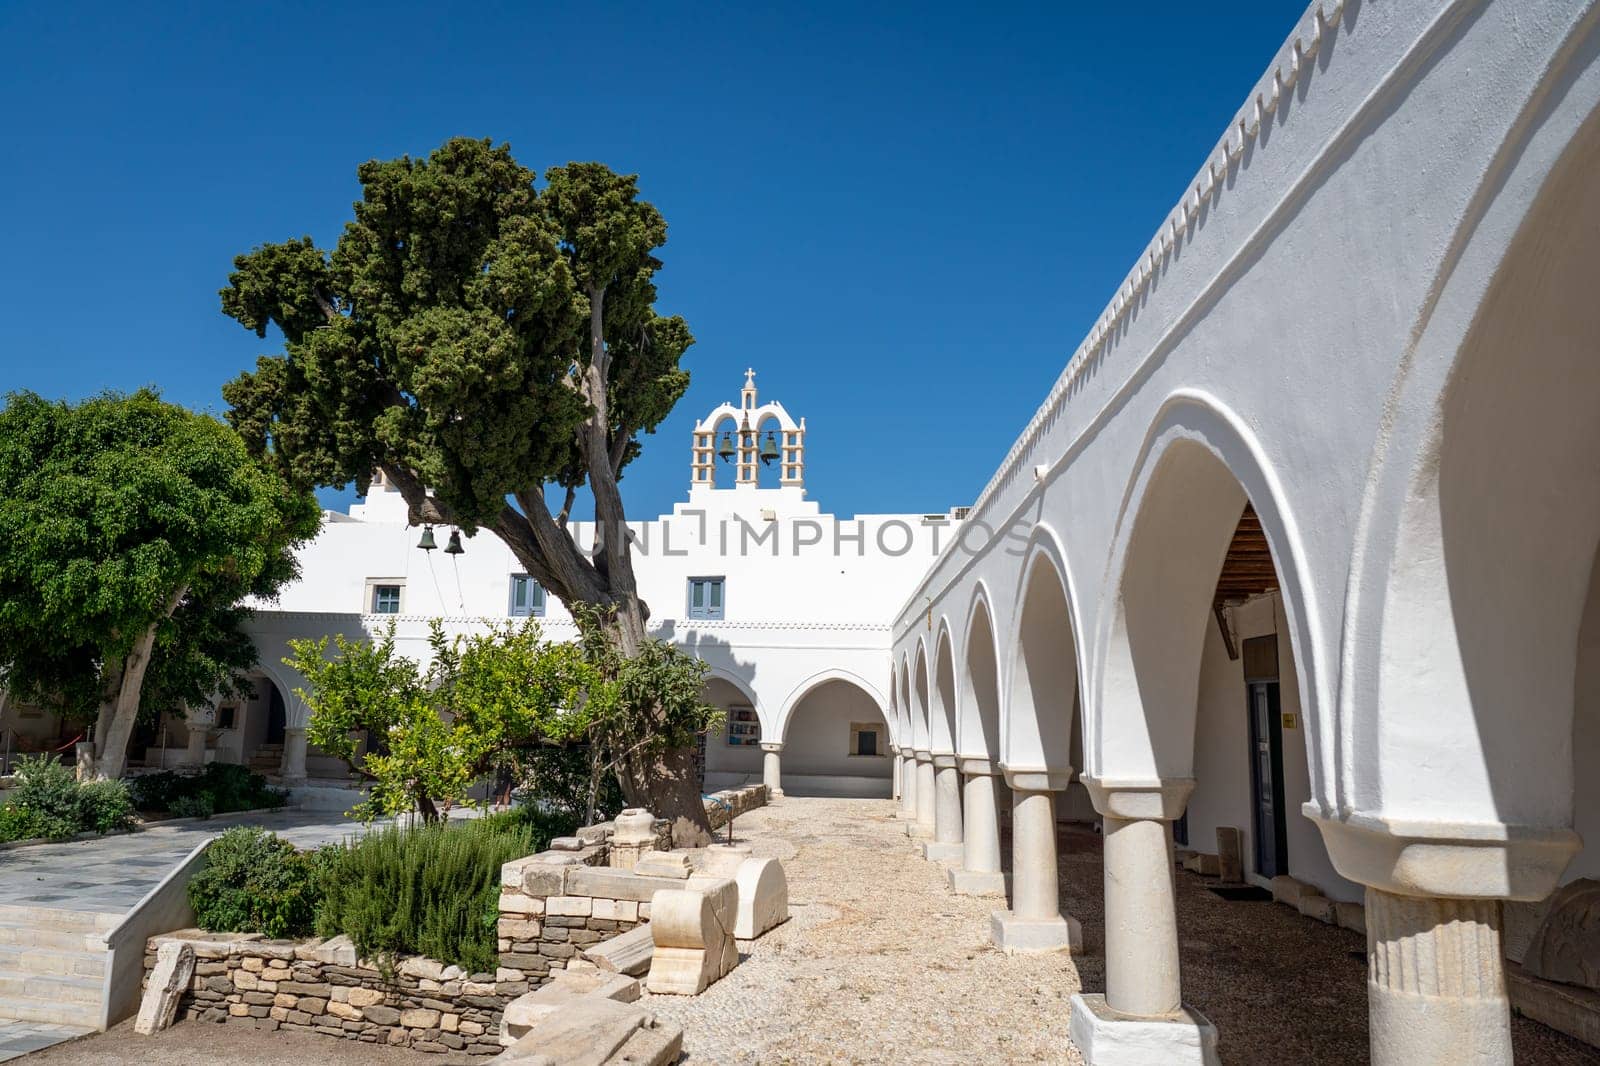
286 619 718 827
0 390 319 778
220 137 710 841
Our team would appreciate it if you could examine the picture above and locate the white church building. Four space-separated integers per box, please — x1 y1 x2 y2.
154 369 958 803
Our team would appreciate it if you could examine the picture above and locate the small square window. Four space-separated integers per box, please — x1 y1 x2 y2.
509 575 546 617
726 706 760 747
687 577 725 620
849 722 882 757
371 584 402 614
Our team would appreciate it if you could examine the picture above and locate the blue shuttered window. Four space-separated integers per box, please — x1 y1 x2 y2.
687 577 725 620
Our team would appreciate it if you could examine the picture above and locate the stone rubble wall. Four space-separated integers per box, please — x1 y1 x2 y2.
496 785 767 991
141 932 511 1056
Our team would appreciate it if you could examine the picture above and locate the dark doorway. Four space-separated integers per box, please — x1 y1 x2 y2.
266 682 287 746
1243 635 1287 879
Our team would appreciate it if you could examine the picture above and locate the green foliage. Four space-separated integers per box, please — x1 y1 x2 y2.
187 827 318 938
74 779 136 833
0 389 320 774
516 745 625 825
218 139 689 532
0 803 52 844
2 755 135 839
131 764 287 816
314 818 542 973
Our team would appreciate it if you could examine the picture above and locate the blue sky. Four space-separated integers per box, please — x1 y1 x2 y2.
0 2 1303 520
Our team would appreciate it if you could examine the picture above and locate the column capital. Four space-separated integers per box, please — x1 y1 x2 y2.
957 755 1000 776
759 741 784 754
914 748 932 761
1082 776 1194 821
1002 765 1073 792
1304 804 1580 901
931 752 958 770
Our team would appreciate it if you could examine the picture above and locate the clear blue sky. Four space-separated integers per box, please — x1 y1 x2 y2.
0 2 1303 520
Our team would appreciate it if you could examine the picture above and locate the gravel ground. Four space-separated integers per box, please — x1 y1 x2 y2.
31 797 1600 1065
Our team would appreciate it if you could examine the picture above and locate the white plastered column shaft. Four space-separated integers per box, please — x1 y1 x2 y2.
913 750 936 836
990 769 1079 953
921 753 964 862
279 727 308 787
890 746 902 800
760 742 784 798
950 757 1005 896
1070 778 1218 1066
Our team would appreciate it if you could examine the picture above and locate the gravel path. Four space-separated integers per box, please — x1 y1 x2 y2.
646 797 1600 1066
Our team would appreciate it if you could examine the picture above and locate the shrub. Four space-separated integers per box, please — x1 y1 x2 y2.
10 755 81 837
314 818 539 973
0 803 51 843
169 793 214 820
188 827 318 938
130 764 287 816
75 779 136 834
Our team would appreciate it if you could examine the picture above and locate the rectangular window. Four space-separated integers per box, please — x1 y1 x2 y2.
509 575 546 617
849 722 882 757
371 584 402 614
687 576 725 620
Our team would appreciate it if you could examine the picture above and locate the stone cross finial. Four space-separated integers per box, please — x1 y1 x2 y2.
744 368 756 388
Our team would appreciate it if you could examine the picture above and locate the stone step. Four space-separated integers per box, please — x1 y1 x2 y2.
0 905 121 935
0 943 106 978
0 922 105 951
0 971 104 1005
0 990 103 1028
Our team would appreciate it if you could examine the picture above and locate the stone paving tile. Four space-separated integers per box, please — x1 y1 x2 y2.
0 809 374 917
0 1018 93 1062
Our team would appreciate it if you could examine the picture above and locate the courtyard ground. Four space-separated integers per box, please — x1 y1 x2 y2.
23 797 1600 1064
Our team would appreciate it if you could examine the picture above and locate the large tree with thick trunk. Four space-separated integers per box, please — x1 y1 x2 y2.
220 138 713 843
0 389 319 778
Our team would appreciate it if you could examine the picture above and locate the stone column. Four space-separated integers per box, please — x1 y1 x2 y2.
913 749 936 837
1364 890 1510 1065
922 753 964 862
890 745 902 800
899 750 918 822
1070 778 1218 1066
279 726 308 787
990 768 1079 953
949 757 1005 896
760 742 784 798
185 724 210 767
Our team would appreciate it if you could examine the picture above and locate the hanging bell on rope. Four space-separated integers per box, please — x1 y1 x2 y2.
759 431 779 465
444 530 465 555
417 526 438 552
717 432 736 462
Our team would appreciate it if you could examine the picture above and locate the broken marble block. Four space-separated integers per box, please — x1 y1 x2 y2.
135 940 195 1035
733 856 788 942
1215 826 1243 883
610 807 659 870
634 850 692 879
500 969 641 1045
490 998 683 1066
646 879 739 995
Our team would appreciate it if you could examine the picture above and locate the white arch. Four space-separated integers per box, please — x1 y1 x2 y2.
776 667 891 743
930 618 958 753
959 582 1004 760
1092 389 1325 794
1001 524 1086 772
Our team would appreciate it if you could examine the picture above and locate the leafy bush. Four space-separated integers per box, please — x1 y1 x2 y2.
314 818 541 973
516 746 625 825
188 827 318 938
130 764 287 816
169 793 214 820
3 755 135 839
75 779 136 834
0 803 52 843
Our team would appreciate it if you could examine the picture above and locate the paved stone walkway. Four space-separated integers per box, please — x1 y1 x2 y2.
0 1019 92 1062
0 809 371 918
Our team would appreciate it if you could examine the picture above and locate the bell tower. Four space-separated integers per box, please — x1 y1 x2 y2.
690 370 806 493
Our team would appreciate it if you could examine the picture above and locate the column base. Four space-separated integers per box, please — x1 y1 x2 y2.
1069 994 1220 1066
920 840 963 863
768 788 784 799
906 822 933 839
990 910 1082 954
947 867 1006 897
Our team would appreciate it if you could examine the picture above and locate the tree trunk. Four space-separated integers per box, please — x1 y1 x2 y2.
95 622 162 779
